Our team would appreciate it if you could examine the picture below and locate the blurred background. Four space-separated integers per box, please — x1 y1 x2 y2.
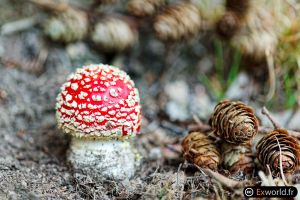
1 0 300 199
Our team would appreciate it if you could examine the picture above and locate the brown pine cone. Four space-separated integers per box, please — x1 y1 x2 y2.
256 129 300 175
91 16 138 52
44 8 88 43
127 0 165 17
182 132 221 170
216 11 241 39
209 100 259 144
221 142 254 174
153 3 201 41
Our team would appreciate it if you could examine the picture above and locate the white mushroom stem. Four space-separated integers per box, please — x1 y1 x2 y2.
68 137 140 181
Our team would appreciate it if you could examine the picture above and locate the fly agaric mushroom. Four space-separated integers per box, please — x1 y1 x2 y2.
56 64 141 180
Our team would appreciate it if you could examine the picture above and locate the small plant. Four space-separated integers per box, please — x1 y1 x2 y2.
199 39 241 101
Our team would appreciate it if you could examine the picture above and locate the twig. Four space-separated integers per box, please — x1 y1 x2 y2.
259 170 274 186
258 126 300 139
176 163 182 187
284 0 300 12
192 114 211 130
187 123 212 133
261 106 281 129
198 167 249 190
159 42 182 86
160 121 187 136
149 166 160 177
275 136 288 185
188 114 212 132
1 15 43 35
165 144 182 154
285 105 299 128
265 49 276 101
29 0 69 12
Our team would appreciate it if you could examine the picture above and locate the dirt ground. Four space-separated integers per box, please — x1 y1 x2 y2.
2 0 300 200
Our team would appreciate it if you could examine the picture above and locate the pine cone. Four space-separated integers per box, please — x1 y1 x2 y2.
256 129 300 175
91 17 138 52
153 3 201 41
182 132 221 170
209 100 259 144
127 0 165 17
44 8 88 43
221 142 254 174
230 7 277 60
216 11 241 39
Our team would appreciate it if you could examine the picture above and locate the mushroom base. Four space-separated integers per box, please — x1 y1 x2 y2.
68 138 140 181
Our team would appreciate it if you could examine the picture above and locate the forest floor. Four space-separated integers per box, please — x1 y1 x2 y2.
1 0 300 199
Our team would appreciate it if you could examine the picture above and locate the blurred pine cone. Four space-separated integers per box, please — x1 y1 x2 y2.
216 11 241 39
153 3 201 41
209 100 259 144
44 8 88 43
221 142 254 174
230 7 278 60
182 132 220 170
91 17 138 52
192 0 224 28
256 129 300 175
127 0 165 17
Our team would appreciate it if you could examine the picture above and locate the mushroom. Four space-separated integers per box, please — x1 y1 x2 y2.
55 64 141 180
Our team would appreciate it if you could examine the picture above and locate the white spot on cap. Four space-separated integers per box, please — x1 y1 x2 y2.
71 101 77 108
71 83 79 91
96 116 105 122
84 115 95 122
126 98 135 107
108 110 116 115
109 88 118 97
92 95 101 101
66 94 72 102
93 87 99 92
110 81 116 86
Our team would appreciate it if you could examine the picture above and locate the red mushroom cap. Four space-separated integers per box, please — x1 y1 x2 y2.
56 64 141 139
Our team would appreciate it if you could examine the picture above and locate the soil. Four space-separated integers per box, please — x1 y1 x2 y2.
1 1 300 200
